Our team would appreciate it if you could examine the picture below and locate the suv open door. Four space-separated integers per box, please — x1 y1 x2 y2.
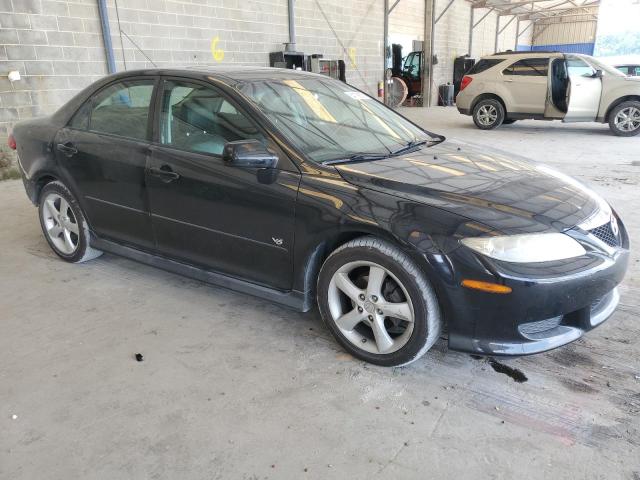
564 55 603 122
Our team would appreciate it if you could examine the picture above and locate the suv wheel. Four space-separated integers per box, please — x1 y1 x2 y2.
317 236 442 367
473 99 505 130
38 181 103 263
609 101 640 137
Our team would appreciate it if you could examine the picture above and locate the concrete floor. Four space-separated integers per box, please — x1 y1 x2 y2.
1 107 639 479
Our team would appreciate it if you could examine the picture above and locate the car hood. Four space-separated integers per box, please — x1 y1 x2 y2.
334 142 605 235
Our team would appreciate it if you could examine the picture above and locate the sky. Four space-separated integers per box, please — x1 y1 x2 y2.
595 0 640 36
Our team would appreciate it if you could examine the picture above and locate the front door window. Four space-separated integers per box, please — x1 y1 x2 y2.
159 80 264 156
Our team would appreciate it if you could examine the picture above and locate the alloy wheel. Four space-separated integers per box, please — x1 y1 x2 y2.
42 193 79 255
327 261 415 355
477 105 498 126
614 106 640 132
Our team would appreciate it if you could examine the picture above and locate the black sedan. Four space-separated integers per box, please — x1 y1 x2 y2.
10 67 629 366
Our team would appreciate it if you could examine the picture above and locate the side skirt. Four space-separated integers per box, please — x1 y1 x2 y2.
92 237 310 312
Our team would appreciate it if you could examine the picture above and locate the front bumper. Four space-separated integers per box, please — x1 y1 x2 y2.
440 242 629 356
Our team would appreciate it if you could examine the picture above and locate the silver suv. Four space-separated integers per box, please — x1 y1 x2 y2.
456 51 640 136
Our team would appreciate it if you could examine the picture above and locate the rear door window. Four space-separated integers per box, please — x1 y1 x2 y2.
503 58 550 76
89 80 155 141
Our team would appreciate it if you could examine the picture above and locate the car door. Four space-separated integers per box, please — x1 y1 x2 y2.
54 77 157 249
146 77 301 290
563 56 602 122
501 57 550 114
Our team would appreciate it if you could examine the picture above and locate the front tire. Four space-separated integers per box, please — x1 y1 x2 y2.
38 181 102 263
609 101 640 136
317 237 442 367
473 98 505 130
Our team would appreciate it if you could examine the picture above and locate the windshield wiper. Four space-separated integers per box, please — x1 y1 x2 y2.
323 152 390 165
390 138 443 156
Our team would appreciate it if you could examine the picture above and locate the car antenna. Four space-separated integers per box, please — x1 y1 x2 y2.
120 30 158 67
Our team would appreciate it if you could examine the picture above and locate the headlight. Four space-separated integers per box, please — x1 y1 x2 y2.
461 233 586 263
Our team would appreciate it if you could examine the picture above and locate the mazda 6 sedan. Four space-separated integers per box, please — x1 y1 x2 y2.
10 67 629 366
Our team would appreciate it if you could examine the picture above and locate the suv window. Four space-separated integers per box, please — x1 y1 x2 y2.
467 59 504 75
159 80 264 156
567 57 595 77
503 58 549 76
90 80 154 140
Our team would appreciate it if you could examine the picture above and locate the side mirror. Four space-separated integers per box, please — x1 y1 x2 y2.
593 69 603 78
222 139 278 168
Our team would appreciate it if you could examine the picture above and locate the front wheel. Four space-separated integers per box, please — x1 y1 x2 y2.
609 101 640 136
317 237 442 367
472 99 505 130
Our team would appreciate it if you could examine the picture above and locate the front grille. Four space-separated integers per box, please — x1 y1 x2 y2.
589 222 620 247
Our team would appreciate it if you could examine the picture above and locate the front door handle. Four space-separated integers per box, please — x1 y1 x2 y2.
57 142 78 156
149 165 180 182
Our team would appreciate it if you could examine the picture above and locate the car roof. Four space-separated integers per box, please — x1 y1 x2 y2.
108 65 325 85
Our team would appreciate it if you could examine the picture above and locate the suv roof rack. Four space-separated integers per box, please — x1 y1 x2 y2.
491 50 559 55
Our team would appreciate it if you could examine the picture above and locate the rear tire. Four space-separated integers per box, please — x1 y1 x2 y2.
38 181 102 263
317 236 442 367
473 98 505 130
609 101 640 136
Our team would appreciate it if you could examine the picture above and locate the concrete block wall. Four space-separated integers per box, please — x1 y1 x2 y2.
0 0 109 143
0 0 383 150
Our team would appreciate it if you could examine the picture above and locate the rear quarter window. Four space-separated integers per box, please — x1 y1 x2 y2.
503 58 550 76
466 59 505 75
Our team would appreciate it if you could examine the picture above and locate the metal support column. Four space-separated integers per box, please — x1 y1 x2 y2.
494 14 500 53
383 0 389 105
427 0 436 106
514 17 519 50
468 4 474 55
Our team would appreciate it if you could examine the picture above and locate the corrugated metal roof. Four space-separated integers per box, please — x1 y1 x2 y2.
469 0 599 22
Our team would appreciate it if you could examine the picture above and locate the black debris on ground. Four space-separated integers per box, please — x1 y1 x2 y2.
488 358 528 383
135 353 144 362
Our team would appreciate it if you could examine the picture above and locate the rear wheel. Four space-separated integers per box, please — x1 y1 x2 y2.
473 98 505 130
609 101 640 136
38 181 102 263
317 237 442 367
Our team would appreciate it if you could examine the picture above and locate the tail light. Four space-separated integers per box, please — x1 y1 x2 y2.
7 133 16 150
460 76 473 92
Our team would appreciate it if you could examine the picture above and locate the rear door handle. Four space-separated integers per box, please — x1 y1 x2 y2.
148 165 180 182
57 142 77 156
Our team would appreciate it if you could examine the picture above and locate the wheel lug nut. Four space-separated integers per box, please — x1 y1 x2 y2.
371 295 378 302
368 315 373 321
357 306 363 313
377 309 383 315
359 294 365 300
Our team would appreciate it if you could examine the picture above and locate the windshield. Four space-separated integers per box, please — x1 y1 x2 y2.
238 78 441 163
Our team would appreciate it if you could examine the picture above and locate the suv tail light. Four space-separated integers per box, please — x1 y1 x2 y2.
7 133 16 150
460 76 473 92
